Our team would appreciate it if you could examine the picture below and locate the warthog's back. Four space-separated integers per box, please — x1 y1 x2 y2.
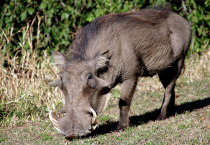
70 7 191 80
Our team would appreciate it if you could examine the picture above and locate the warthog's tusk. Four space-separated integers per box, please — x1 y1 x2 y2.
49 111 59 127
91 124 98 131
90 108 97 124
54 126 60 132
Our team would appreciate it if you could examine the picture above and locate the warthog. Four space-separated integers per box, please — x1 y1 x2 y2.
49 7 191 138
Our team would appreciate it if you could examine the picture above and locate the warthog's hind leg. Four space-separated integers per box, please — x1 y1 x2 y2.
157 58 184 120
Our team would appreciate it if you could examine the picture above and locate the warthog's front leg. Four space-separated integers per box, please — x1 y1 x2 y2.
116 78 138 130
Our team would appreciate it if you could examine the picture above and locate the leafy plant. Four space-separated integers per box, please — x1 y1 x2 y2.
1 0 209 59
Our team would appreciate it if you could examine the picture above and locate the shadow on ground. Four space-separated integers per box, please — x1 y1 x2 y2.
78 97 210 139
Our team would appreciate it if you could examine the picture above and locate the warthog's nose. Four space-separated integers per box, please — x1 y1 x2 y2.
65 129 92 139
65 134 78 139
65 130 90 139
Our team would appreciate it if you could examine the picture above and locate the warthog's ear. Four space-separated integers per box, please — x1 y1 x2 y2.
49 79 61 87
51 51 68 68
95 50 112 74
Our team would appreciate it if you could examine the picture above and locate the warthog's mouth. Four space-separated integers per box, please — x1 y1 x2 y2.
49 109 98 138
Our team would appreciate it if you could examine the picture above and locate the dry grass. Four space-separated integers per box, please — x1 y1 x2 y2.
0 22 63 126
185 51 210 80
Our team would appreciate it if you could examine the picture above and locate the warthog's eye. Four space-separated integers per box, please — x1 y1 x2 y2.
59 76 64 90
87 72 93 79
86 72 97 89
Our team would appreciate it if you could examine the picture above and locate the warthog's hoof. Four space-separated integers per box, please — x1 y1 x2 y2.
116 123 129 131
157 111 176 120
157 115 167 120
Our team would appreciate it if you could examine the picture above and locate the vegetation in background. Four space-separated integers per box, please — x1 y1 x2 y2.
0 0 210 58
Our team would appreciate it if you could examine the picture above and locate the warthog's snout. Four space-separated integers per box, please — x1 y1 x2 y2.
49 108 98 138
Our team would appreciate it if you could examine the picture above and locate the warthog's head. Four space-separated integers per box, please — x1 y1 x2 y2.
49 51 111 138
